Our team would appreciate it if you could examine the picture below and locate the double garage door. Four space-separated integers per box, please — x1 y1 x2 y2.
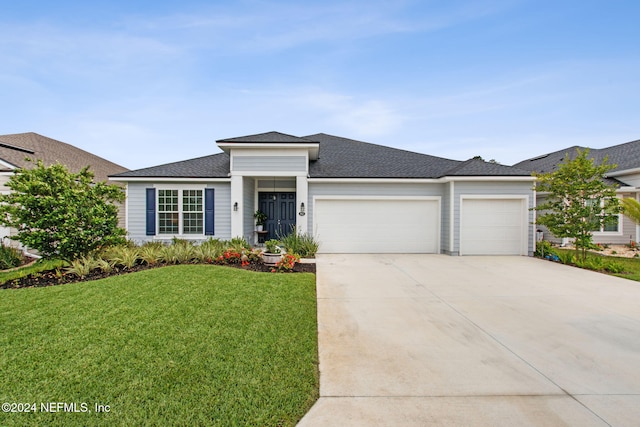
314 197 528 255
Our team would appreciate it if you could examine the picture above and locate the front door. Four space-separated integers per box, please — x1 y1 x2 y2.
259 192 296 240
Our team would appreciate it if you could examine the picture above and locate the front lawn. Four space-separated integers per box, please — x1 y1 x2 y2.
553 247 640 281
0 265 318 426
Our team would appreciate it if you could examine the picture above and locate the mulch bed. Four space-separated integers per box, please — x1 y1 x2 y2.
1 261 316 290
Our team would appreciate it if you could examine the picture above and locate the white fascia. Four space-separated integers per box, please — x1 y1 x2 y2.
307 178 442 184
308 176 536 183
443 176 536 182
0 159 17 170
607 167 640 177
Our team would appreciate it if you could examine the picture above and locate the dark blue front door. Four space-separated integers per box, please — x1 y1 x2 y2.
259 192 296 240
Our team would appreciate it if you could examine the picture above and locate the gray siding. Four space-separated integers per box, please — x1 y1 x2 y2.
126 182 231 243
308 181 447 250
233 156 306 172
453 181 535 255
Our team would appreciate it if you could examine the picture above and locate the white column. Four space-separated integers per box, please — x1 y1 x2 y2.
296 175 308 234
230 174 243 238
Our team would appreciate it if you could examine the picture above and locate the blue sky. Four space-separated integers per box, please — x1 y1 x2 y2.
2 0 639 170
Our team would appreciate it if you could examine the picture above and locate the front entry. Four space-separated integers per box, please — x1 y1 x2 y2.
259 192 296 240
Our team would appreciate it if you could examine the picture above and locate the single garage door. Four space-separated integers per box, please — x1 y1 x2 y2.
314 198 439 253
460 198 527 255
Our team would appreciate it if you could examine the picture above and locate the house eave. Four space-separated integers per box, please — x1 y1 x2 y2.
607 167 640 177
109 177 231 183
442 175 536 182
217 142 320 160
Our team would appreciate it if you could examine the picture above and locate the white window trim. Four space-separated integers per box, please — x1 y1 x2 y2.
157 188 205 237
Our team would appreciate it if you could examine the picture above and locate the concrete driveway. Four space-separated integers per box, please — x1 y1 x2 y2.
298 254 640 427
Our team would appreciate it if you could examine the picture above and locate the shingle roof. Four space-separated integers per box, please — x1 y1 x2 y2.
110 153 230 178
443 157 532 176
0 132 128 182
304 133 457 178
514 139 640 175
113 132 532 179
217 131 317 144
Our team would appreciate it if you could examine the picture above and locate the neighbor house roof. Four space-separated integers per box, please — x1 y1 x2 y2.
514 139 640 175
112 132 532 179
0 132 128 182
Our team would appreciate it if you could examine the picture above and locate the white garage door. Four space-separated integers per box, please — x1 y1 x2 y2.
460 198 527 255
314 198 439 253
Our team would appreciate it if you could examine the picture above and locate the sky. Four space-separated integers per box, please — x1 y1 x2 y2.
1 0 639 170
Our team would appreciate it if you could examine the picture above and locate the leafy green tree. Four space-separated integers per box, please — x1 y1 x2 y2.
0 160 126 260
534 149 620 261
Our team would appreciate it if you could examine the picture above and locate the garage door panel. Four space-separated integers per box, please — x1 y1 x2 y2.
461 198 526 256
315 199 439 253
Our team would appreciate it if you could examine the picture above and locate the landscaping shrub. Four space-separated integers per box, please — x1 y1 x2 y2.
534 240 555 258
0 243 23 269
279 230 319 258
604 261 625 274
65 256 96 278
556 251 575 265
161 241 196 264
228 237 251 252
105 246 140 269
139 243 164 266
0 160 126 260
272 253 300 273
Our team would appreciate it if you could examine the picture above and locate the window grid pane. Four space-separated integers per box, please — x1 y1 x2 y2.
159 190 179 213
183 190 203 212
159 213 179 234
183 213 203 234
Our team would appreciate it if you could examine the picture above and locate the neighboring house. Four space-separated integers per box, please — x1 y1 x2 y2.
514 139 640 245
0 132 129 245
110 131 535 256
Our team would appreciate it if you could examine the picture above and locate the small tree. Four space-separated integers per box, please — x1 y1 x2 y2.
0 160 126 260
534 149 620 261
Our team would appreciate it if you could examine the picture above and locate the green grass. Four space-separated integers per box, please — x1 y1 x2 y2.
555 248 640 281
0 265 318 426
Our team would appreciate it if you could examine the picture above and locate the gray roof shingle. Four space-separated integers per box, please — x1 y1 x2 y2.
113 132 532 179
110 153 230 178
514 139 640 175
217 131 317 144
0 132 128 182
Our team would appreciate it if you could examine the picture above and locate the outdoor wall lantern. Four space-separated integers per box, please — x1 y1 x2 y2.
233 202 238 211
299 202 306 216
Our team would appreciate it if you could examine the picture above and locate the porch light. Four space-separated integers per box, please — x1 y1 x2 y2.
299 202 305 216
233 202 238 211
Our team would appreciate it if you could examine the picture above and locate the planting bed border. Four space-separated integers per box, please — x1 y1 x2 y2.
1 260 316 290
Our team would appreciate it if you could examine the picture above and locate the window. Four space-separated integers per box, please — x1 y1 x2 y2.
158 189 203 235
586 198 620 233
182 190 203 234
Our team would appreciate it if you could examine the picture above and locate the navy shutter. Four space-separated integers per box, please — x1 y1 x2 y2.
205 188 215 236
146 188 156 236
